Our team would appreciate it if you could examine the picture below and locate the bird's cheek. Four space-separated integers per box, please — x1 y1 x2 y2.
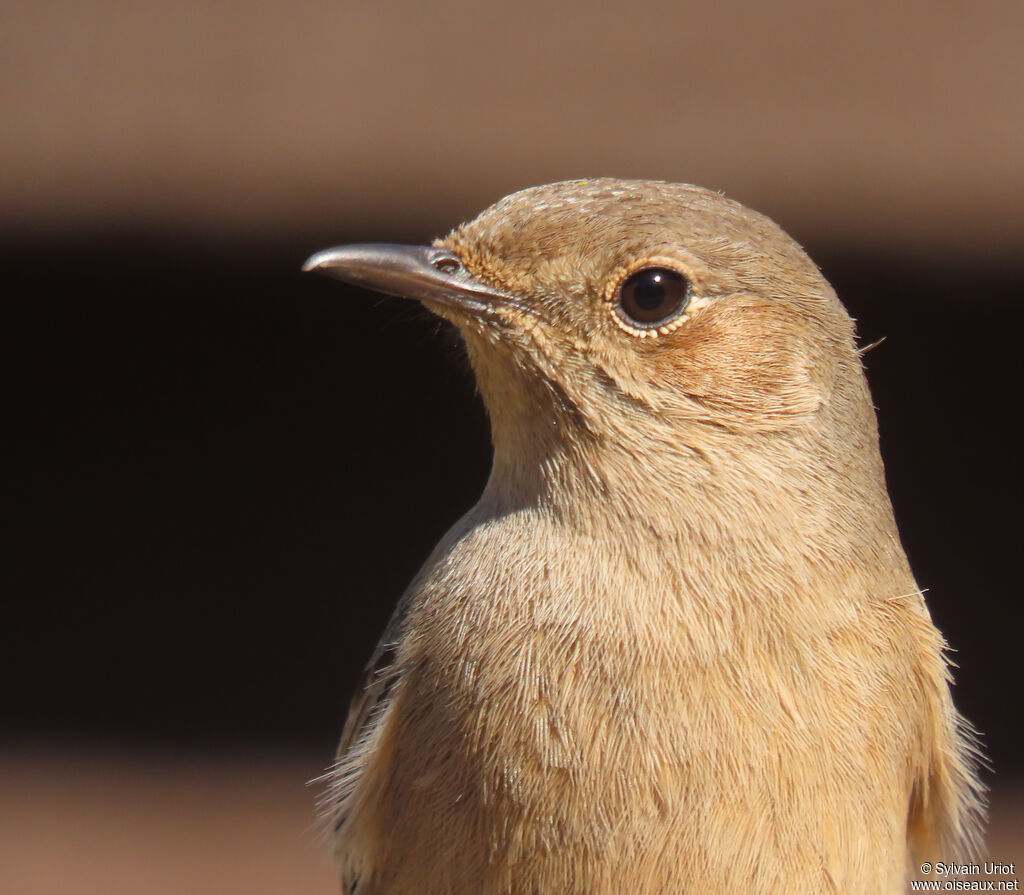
647 298 829 421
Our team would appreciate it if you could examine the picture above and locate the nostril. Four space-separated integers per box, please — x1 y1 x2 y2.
433 256 463 275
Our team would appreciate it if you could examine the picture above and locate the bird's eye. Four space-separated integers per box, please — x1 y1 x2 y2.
616 267 690 328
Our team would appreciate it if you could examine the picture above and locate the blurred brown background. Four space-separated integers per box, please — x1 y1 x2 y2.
2 1 1022 892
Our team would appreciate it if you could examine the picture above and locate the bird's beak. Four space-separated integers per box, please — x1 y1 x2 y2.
302 243 509 315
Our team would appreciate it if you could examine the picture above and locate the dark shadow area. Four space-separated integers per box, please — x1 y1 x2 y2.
2 231 1020 778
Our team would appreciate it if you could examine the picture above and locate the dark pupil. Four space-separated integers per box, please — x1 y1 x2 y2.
619 268 688 326
634 273 668 311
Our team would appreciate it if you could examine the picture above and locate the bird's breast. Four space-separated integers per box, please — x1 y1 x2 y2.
341 509 924 893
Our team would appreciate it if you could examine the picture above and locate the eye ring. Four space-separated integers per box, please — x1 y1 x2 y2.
612 265 691 335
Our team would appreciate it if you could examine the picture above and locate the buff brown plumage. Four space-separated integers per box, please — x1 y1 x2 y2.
304 179 984 894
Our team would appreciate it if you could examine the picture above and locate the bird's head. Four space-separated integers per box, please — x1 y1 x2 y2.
305 179 876 512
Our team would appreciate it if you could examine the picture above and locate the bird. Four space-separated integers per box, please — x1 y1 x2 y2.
303 179 984 894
